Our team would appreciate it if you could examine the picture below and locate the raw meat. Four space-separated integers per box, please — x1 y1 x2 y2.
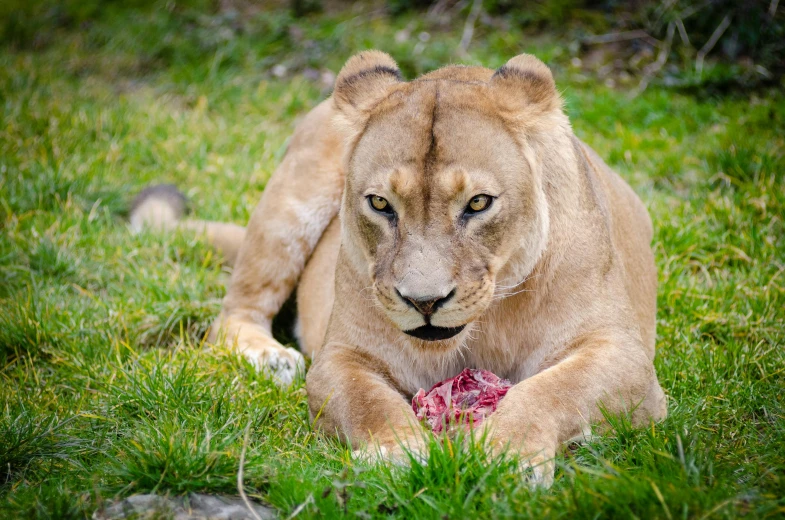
412 368 512 434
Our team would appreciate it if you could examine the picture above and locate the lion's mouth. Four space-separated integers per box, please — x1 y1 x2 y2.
404 324 466 341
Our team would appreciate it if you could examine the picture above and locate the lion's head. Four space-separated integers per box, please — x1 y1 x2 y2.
333 51 569 344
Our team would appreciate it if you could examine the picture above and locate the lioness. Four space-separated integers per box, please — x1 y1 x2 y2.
131 51 667 486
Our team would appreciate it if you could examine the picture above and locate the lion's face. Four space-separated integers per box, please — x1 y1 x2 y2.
334 53 559 343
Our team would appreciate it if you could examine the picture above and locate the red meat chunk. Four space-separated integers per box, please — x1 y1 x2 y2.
412 368 512 434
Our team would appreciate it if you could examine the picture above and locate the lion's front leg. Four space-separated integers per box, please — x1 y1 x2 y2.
306 344 428 463
482 331 667 487
210 100 345 382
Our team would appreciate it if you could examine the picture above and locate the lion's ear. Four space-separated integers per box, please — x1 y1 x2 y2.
333 50 402 117
489 54 560 115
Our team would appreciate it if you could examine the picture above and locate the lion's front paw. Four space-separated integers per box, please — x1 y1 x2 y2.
482 419 556 488
352 436 427 466
215 319 305 385
517 452 555 488
352 445 393 464
241 341 305 386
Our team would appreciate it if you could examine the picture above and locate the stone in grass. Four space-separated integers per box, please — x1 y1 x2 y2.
93 493 275 520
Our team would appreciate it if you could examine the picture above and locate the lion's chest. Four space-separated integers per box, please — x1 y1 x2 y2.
391 338 543 398
389 304 561 396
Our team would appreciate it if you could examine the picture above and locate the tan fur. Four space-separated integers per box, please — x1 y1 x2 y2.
129 187 247 266
137 51 667 486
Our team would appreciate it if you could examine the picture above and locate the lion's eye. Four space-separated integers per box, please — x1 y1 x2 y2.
466 195 492 214
369 195 393 214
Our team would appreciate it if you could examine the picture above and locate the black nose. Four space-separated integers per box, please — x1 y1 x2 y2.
397 289 455 317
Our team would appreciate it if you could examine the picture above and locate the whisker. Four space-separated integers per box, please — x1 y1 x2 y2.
491 287 536 301
494 272 543 291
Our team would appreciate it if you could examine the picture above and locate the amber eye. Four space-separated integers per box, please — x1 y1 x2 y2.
466 194 492 214
369 195 393 214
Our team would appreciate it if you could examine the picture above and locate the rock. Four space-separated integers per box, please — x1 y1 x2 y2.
271 64 287 78
93 493 276 520
320 69 336 90
302 68 320 81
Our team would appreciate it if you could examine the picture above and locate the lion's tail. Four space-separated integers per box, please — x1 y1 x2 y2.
129 184 246 267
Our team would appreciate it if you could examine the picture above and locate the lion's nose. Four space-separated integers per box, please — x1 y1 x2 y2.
396 288 456 317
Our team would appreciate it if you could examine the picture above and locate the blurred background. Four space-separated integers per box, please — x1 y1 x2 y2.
2 0 783 94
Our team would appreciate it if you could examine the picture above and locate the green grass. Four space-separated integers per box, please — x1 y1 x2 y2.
1 2 783 518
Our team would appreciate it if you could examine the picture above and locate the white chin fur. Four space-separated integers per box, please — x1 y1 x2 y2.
387 311 426 331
